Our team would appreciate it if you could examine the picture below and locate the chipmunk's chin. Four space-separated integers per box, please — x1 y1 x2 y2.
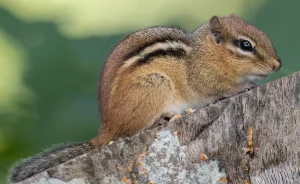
246 74 268 82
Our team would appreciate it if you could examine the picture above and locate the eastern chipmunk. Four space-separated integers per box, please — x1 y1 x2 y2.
10 14 281 183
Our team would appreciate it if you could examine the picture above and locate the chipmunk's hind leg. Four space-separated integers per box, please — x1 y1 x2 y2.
92 72 174 145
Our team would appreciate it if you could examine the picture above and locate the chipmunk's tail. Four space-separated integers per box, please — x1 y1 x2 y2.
9 141 94 183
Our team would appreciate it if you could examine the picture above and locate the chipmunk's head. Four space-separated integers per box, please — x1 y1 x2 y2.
205 13 281 84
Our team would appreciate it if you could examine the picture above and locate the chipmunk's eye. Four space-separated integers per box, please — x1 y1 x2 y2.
239 40 254 52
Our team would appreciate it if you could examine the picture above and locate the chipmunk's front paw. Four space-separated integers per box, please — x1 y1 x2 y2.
241 82 258 92
214 82 258 103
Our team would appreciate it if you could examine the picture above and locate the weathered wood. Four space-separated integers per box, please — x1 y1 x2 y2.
15 72 300 184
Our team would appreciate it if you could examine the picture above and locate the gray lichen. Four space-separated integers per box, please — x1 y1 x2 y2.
139 130 226 184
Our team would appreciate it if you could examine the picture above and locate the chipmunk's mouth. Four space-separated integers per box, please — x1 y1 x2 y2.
255 74 268 79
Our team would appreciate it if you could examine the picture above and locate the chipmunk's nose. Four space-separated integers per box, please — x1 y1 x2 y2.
272 58 282 72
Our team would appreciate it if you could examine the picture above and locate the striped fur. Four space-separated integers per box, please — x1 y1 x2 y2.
122 40 192 68
99 27 194 113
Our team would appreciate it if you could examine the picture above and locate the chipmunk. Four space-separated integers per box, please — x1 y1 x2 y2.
9 14 281 183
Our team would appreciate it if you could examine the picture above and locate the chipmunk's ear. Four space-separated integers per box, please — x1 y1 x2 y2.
229 13 240 18
209 16 222 44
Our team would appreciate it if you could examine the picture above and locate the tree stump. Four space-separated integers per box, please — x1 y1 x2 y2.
14 72 300 184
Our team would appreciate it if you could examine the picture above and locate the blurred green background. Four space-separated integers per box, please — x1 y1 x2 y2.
0 0 296 182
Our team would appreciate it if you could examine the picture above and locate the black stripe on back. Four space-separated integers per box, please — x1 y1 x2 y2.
137 47 187 64
123 37 190 61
